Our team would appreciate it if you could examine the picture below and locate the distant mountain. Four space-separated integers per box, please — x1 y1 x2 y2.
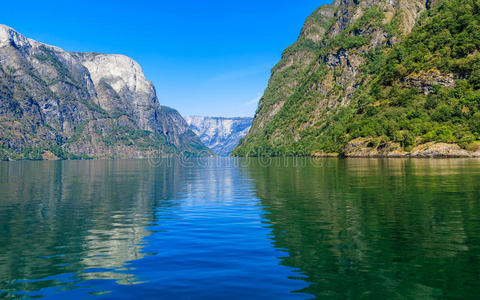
233 0 480 157
0 25 210 160
185 116 252 156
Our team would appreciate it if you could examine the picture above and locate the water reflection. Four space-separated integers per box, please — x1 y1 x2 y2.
245 158 480 299
1 158 480 299
0 159 304 299
0 160 177 296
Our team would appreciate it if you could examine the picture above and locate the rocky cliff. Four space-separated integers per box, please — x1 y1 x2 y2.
185 116 252 156
233 0 480 157
0 25 210 160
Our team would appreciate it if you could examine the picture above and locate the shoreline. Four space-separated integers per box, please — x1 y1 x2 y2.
312 141 480 159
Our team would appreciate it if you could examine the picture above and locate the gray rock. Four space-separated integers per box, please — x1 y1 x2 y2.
234 0 433 156
343 139 477 158
185 116 253 156
403 70 456 94
0 24 210 160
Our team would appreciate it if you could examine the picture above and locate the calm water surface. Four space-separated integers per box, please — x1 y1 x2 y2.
1 158 480 299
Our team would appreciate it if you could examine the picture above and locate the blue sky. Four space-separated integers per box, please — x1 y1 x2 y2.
0 0 329 117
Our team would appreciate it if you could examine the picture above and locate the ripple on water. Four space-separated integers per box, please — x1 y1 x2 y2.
0 158 479 299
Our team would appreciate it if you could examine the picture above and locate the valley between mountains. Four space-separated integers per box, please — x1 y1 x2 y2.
1 0 480 160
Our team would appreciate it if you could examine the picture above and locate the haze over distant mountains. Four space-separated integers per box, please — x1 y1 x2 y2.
0 25 209 160
185 116 252 156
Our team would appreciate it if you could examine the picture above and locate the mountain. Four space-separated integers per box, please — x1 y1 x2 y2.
185 116 253 156
0 25 210 160
233 0 480 157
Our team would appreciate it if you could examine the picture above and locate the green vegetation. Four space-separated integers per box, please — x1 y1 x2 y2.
66 121 89 144
49 145 92 160
34 47 71 82
0 31 210 161
319 0 480 153
348 6 385 33
259 3 338 117
83 100 109 116
234 0 480 157
234 4 391 156
103 125 164 149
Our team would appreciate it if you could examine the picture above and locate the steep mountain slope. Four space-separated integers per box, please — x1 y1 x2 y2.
233 0 480 157
0 25 210 160
185 116 252 156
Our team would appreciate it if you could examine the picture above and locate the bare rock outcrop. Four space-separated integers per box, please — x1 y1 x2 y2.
0 25 210 160
343 139 478 158
403 70 456 94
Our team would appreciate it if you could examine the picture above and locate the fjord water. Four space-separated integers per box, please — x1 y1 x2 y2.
1 159 480 299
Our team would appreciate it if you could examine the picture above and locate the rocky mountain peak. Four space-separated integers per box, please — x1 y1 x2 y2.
78 53 153 96
0 24 33 52
0 24 210 160
186 116 253 156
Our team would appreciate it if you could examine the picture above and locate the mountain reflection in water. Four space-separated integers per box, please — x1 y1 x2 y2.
0 158 480 299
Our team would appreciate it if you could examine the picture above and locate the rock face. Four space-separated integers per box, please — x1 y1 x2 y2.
233 0 480 157
403 69 456 95
0 25 210 160
343 139 479 158
185 116 253 156
239 0 428 141
234 0 430 156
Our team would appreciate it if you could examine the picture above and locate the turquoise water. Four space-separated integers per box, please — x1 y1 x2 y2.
1 158 480 299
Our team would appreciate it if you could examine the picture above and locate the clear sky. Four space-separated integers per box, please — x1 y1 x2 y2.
0 0 329 117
